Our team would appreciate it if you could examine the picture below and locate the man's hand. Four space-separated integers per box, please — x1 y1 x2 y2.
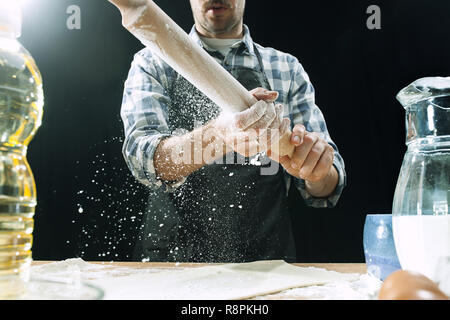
212 87 289 157
154 88 289 182
268 124 339 197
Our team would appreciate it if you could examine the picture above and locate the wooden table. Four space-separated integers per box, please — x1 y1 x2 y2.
31 261 367 300
32 261 366 274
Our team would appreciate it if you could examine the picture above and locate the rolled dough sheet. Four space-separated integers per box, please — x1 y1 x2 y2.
90 260 359 300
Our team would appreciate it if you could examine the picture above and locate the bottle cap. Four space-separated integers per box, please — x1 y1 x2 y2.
0 1 22 38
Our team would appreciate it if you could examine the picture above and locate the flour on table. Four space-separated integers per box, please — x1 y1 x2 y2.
31 258 171 281
90 260 361 300
32 259 366 300
253 273 382 300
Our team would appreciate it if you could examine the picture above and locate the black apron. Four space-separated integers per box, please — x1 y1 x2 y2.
134 45 296 263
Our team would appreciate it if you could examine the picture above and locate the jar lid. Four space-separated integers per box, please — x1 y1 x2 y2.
0 2 22 38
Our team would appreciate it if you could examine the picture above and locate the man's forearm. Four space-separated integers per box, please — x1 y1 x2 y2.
304 165 339 198
153 121 226 182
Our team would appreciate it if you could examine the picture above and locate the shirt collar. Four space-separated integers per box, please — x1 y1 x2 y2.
189 24 255 56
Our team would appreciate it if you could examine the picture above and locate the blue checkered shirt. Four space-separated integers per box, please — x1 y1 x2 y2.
121 25 346 208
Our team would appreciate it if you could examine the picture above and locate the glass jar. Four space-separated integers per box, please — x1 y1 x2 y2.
392 77 450 280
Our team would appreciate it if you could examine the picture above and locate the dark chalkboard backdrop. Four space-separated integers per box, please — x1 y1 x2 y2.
20 0 450 262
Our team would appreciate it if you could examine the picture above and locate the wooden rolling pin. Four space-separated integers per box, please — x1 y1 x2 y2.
108 0 295 158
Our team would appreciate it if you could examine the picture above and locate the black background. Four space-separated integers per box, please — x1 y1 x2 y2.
18 0 450 262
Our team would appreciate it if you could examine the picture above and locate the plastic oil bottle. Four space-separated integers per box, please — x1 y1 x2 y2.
0 2 44 298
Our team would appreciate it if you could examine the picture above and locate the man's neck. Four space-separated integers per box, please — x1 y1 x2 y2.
194 23 244 39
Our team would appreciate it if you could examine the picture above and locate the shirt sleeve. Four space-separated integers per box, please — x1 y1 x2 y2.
287 58 347 208
121 49 186 192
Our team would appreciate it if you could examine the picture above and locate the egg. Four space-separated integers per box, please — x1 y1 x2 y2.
379 270 449 300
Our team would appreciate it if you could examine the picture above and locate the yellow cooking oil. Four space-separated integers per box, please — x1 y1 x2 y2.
0 31 44 298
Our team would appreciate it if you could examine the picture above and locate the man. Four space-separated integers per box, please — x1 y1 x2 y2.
121 0 346 262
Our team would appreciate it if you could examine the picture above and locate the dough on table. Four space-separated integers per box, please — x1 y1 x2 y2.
91 260 359 300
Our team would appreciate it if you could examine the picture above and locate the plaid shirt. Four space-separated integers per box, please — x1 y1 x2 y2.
121 25 347 208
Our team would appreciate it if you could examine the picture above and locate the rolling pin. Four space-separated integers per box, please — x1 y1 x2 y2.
108 0 295 158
